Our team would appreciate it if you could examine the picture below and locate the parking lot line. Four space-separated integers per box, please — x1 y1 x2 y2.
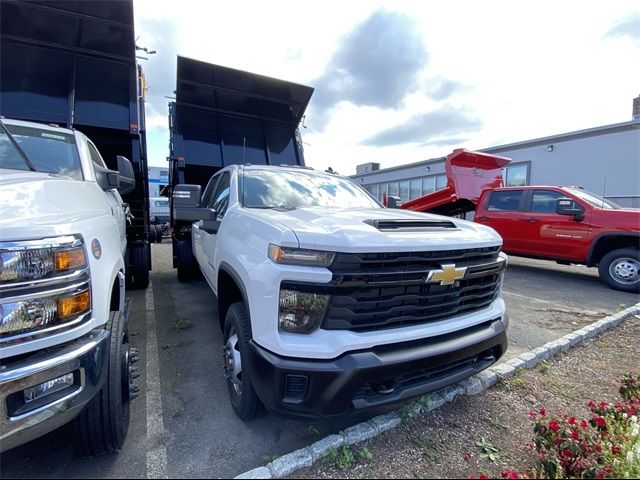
145 280 168 479
503 289 565 306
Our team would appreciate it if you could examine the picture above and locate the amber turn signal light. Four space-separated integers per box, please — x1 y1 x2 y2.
58 290 91 319
54 247 87 272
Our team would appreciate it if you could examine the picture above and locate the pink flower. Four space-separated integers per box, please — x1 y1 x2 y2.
587 400 596 411
479 475 490 480
549 420 561 432
464 451 473 462
611 446 621 455
567 416 577 425
580 419 589 430
539 407 547 416
570 430 579 440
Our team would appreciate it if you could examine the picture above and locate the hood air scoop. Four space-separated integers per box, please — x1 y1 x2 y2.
364 219 458 232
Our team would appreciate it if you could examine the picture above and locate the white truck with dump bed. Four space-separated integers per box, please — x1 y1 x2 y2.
173 164 509 420
0 118 138 454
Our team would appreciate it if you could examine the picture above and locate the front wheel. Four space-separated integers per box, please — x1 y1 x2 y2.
73 310 132 455
223 302 264 421
598 248 640 293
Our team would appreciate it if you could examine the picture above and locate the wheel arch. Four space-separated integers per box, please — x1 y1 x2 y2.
217 262 250 332
587 233 640 266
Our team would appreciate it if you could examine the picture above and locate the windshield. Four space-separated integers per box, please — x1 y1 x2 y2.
0 124 82 180
241 169 381 209
568 188 621 210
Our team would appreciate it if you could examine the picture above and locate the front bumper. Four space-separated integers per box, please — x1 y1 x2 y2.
0 328 110 452
247 315 508 419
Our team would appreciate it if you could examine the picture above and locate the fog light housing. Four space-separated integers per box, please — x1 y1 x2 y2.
278 290 329 334
24 373 75 403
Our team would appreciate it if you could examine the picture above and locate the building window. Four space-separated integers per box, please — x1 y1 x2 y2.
422 177 435 195
503 164 528 187
410 179 422 200
378 183 388 201
436 175 447 190
388 182 399 197
399 180 410 201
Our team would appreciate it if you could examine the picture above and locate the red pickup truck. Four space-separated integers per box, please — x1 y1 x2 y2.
400 150 640 293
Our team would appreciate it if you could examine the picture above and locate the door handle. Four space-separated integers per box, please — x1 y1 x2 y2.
525 217 538 222
476 215 488 220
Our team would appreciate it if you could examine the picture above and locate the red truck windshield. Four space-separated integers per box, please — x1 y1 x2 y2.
567 188 621 210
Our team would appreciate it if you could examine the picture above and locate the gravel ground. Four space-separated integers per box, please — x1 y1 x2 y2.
292 317 640 479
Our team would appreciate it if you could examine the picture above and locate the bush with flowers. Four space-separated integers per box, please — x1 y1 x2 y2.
472 373 640 479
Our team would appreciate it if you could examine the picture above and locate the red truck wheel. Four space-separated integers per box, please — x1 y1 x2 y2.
598 248 640 293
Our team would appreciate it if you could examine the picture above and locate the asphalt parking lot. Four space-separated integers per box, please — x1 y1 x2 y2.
1 242 637 478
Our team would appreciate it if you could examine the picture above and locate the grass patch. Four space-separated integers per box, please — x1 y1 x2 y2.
169 315 193 332
538 359 551 375
261 454 279 463
325 446 373 470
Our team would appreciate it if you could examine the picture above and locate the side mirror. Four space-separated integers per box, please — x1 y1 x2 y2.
387 196 402 209
94 156 135 194
173 184 219 233
556 198 585 221
116 156 135 195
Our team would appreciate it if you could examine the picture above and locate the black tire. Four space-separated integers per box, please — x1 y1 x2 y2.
153 225 162 243
126 245 149 289
598 248 640 293
150 225 159 243
73 311 132 456
223 302 264 421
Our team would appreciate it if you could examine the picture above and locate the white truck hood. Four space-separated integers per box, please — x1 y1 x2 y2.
253 206 502 252
0 169 111 237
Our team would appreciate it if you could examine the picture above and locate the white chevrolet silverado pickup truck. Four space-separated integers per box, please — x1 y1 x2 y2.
0 119 137 454
173 164 509 420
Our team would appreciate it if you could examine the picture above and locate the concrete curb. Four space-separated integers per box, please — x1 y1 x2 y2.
235 303 640 479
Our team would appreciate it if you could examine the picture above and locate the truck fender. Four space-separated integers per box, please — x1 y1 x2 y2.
587 233 640 266
217 261 251 331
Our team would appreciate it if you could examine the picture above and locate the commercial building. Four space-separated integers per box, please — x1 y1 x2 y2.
354 119 640 209
148 165 169 198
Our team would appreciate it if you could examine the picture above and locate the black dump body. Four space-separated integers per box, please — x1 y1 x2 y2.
169 56 314 193
168 56 314 274
0 0 150 246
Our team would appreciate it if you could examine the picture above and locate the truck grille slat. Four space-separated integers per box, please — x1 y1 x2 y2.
323 247 503 332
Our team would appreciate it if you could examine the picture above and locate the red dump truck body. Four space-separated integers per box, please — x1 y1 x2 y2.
400 149 511 216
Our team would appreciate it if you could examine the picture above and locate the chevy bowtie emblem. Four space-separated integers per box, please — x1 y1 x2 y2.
427 264 467 286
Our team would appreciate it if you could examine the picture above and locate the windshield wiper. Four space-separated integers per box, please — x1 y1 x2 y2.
0 120 37 172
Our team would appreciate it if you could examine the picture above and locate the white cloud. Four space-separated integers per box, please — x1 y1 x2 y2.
135 0 640 174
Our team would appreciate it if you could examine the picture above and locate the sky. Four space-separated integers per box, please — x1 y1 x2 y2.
134 0 640 175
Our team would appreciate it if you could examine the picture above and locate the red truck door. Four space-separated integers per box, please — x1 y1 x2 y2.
518 189 592 260
475 189 529 253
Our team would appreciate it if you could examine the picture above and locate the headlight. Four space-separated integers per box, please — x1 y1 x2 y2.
0 287 91 337
0 236 87 284
279 289 329 334
268 244 335 267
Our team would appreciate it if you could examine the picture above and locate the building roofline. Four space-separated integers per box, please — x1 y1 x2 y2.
353 119 640 178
